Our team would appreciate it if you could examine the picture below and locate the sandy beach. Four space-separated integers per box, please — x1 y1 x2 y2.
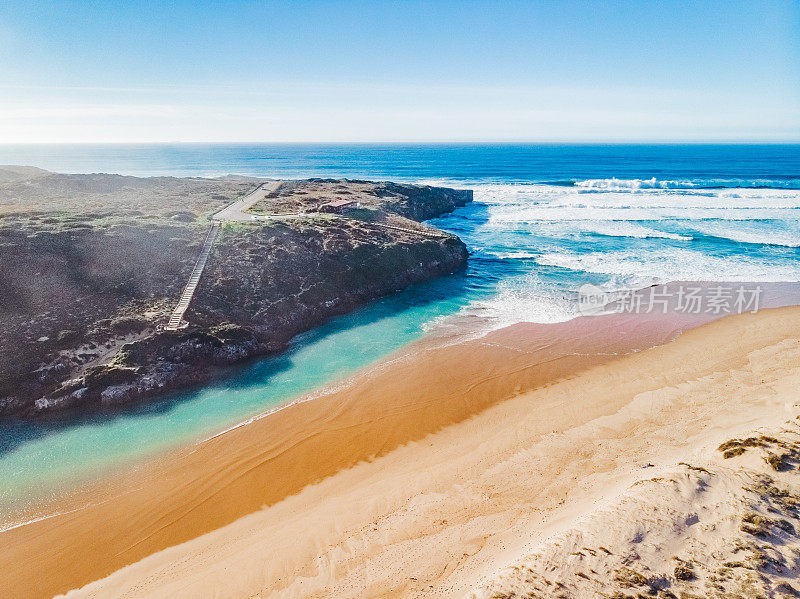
0 296 798 598
0 304 688 598
4 4 798 597
69 305 800 598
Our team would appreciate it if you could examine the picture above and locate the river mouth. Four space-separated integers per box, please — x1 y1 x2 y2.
4 279 800 531
5 291 800 599
3 178 800 522
0 267 478 519
2 144 800 598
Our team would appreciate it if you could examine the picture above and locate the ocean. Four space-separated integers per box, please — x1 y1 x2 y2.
1 143 799 516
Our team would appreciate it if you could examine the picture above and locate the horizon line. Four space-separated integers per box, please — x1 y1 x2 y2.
1 139 799 146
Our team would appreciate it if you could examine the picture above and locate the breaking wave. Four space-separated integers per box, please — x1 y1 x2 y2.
572 177 800 191
535 248 800 284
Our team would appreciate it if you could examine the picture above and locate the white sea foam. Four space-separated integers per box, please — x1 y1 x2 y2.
573 177 800 191
488 220 691 242
487 250 539 259
688 221 800 248
536 247 800 284
494 207 798 223
574 221 691 241
453 182 800 327
469 275 580 327
476 184 800 225
0 505 89 534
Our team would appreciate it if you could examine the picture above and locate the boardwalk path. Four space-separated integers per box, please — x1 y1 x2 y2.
164 180 447 330
164 221 222 330
164 181 280 330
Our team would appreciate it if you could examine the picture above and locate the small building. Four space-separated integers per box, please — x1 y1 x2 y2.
318 199 357 213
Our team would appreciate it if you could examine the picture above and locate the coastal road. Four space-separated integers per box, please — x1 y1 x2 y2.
212 180 282 222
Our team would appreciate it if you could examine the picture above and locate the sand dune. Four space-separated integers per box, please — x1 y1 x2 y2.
474 423 800 598
55 306 800 598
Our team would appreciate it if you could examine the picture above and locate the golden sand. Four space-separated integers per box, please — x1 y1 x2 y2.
3 305 797 598
1 308 696 598
59 306 800 598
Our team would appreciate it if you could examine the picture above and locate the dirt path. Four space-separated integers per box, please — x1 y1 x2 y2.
212 180 281 222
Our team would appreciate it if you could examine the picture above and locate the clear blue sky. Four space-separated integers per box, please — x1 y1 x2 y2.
1 0 798 142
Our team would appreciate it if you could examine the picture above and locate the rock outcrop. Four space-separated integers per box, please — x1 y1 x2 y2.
0 172 471 419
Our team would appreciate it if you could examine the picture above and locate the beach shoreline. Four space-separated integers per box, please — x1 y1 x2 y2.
43 303 800 598
1 282 798 598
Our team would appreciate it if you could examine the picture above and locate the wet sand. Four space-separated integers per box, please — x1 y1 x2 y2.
59 305 800 598
1 283 798 598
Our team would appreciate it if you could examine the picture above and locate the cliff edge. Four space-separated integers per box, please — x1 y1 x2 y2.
0 171 471 419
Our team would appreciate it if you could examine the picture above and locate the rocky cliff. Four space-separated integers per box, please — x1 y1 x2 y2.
0 171 470 419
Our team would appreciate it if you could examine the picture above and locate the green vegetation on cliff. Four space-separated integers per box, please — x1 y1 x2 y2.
0 169 471 419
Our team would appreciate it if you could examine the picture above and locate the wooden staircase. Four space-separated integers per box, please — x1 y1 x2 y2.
165 221 221 331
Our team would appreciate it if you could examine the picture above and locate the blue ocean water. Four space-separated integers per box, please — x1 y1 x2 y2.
1 143 799 517
2 143 799 184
